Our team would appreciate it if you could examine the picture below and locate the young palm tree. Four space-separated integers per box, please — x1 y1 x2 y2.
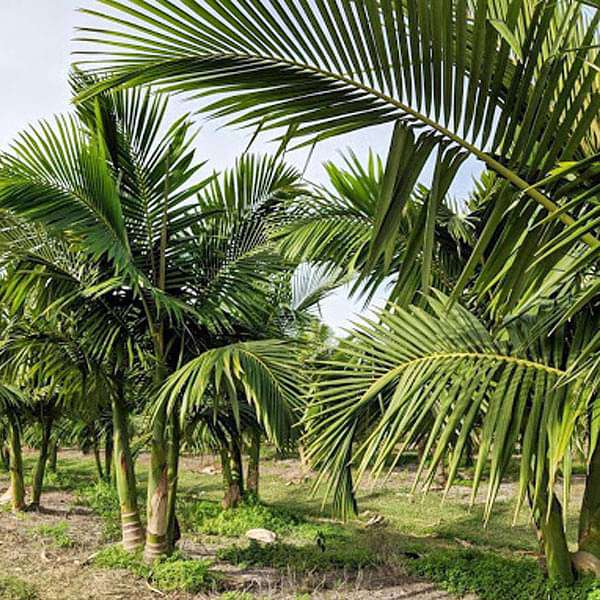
305 292 598 582
276 151 476 305
0 80 310 558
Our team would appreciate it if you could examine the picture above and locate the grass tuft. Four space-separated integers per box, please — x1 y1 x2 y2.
75 481 121 541
0 576 39 600
93 545 215 593
218 538 379 572
35 522 74 548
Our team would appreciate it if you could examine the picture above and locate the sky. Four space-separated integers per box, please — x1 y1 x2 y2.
1 0 482 333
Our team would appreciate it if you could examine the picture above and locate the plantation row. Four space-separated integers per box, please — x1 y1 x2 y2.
0 0 599 596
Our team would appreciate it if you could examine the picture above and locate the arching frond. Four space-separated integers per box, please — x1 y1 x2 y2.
306 291 597 519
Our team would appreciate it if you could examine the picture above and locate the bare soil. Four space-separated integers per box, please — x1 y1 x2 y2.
0 452 468 600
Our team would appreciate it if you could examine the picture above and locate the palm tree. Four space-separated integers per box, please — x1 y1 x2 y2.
0 79 310 558
76 0 600 319
0 81 205 555
276 150 476 304
305 292 598 583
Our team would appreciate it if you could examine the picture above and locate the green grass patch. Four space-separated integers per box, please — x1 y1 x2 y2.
153 553 214 593
0 575 39 600
218 539 380 572
35 522 74 548
180 496 348 542
93 545 215 593
75 481 121 542
180 497 302 537
406 548 600 600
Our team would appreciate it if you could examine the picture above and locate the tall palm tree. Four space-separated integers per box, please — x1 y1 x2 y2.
276 150 476 304
0 79 310 558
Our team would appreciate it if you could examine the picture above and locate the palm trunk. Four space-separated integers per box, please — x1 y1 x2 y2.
578 435 600 559
112 391 144 551
531 473 574 584
7 416 25 511
48 441 58 474
1 444 9 472
31 413 54 509
246 430 260 498
104 429 114 484
93 442 104 482
144 401 169 562
221 445 243 509
540 493 574 584
144 148 173 563
166 413 181 552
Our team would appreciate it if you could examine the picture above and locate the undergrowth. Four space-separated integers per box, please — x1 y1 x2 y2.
35 522 74 548
218 539 379 572
93 545 215 593
0 575 39 600
179 496 346 541
75 481 121 541
406 548 600 600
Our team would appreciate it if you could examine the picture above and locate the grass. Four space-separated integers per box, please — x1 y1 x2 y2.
35 522 74 548
75 480 122 541
406 548 600 600
93 545 216 594
0 450 592 599
218 538 380 572
0 576 38 600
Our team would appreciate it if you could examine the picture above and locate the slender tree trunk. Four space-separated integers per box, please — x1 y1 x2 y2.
220 445 243 509
7 416 25 511
104 429 114 484
530 473 574 584
233 437 244 496
144 149 172 562
93 442 104 482
578 435 600 559
48 441 58 474
246 430 260 498
166 413 181 552
30 413 54 509
144 400 169 562
112 391 144 551
539 493 574 583
1 444 9 472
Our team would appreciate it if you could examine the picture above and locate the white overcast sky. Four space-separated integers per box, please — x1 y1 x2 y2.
1 0 482 333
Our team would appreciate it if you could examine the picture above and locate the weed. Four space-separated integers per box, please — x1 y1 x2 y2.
35 522 74 548
153 553 214 593
75 481 121 541
406 548 600 600
93 545 215 593
93 545 150 579
0 576 38 600
180 496 347 543
180 498 303 537
218 539 379 572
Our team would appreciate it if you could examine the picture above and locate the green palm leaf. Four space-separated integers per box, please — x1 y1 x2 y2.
306 291 597 520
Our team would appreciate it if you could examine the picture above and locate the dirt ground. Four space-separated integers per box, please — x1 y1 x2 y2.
0 452 464 600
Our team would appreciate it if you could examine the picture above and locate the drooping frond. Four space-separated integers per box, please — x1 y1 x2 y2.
157 339 305 448
306 291 597 520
